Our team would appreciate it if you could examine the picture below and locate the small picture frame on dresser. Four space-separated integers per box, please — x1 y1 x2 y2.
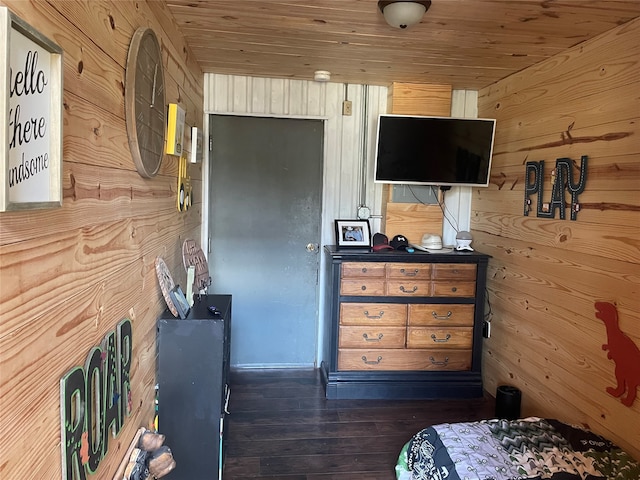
335 219 371 248
169 285 190 319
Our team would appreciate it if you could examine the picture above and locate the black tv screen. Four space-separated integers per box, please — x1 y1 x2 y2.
374 114 496 187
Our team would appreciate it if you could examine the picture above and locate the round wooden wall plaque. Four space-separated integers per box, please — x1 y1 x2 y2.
155 256 178 317
182 239 211 292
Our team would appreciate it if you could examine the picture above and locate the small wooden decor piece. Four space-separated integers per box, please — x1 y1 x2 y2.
112 427 145 480
182 238 210 293
1 7 63 211
594 301 640 407
155 257 178 317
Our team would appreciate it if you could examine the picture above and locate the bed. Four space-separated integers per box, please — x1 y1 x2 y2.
396 417 639 480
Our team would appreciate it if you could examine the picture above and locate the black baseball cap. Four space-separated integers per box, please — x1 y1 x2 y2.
390 234 409 251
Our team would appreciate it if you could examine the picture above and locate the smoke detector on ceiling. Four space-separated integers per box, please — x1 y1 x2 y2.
314 70 331 82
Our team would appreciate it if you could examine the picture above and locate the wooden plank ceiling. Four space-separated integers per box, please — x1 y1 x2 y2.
165 0 640 89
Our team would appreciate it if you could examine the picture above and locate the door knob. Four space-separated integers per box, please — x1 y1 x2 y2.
306 243 319 252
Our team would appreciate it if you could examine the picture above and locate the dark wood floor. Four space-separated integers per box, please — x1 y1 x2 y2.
223 369 496 479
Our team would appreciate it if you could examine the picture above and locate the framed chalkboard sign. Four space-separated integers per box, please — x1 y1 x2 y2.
0 7 63 211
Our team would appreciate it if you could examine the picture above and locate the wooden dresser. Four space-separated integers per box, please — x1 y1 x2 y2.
321 246 489 399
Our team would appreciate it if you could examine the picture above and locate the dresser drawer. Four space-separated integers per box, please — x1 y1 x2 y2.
432 263 477 280
339 326 406 348
385 280 431 297
408 304 475 326
338 348 472 371
340 279 385 296
432 281 476 297
406 327 473 349
386 263 431 280
341 262 385 278
340 303 406 325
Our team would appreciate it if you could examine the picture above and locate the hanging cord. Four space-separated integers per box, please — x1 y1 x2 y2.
407 185 459 233
484 286 493 322
406 184 434 205
359 85 369 209
438 188 460 233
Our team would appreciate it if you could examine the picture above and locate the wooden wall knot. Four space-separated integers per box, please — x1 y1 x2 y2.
594 301 640 407
70 173 76 200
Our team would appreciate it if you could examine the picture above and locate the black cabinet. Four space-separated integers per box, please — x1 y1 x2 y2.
157 294 231 480
321 246 489 399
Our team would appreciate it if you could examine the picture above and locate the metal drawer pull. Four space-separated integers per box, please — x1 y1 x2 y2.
363 310 384 319
431 311 452 320
451 287 457 292
362 355 383 365
399 285 418 293
429 356 449 366
361 285 367 291
361 267 368 273
431 333 451 343
400 268 419 276
363 333 384 342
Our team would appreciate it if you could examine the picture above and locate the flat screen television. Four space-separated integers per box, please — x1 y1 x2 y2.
374 114 496 187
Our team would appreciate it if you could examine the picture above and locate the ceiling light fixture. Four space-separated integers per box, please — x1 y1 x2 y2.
378 0 431 29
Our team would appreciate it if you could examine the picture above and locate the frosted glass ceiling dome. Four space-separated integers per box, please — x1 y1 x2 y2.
378 1 432 29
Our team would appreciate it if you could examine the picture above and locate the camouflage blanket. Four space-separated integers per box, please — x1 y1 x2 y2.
396 417 639 480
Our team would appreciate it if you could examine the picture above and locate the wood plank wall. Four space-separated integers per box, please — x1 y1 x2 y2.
476 17 639 459
0 1 203 479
